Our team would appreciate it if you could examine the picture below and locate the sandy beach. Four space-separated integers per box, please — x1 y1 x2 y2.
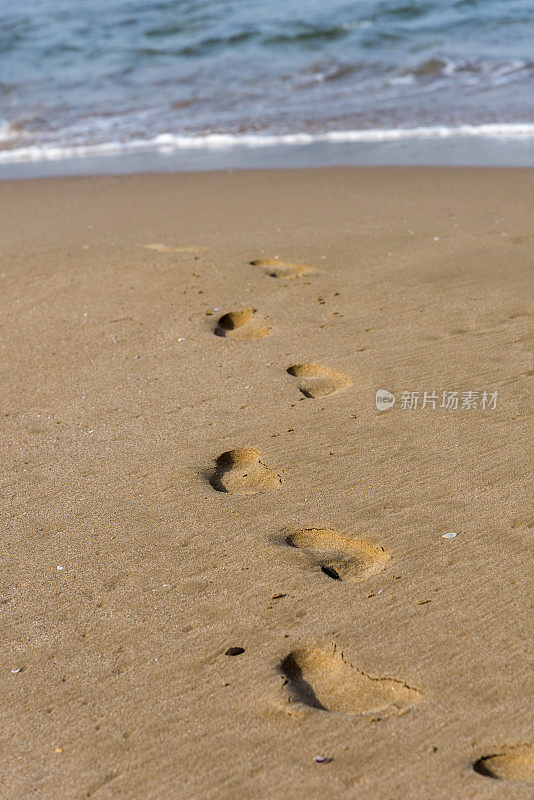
0 167 532 799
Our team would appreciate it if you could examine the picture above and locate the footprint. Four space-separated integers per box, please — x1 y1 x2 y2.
287 364 352 398
209 448 282 495
474 745 534 782
280 643 421 715
214 308 269 340
285 528 390 582
250 258 311 279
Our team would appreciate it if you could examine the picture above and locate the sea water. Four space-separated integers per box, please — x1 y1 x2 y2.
1 0 533 175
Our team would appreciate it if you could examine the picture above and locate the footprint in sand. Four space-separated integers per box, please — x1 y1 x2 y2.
287 364 352 398
474 745 534 782
250 258 311 279
214 308 269 340
285 528 390 582
209 448 281 495
280 643 421 715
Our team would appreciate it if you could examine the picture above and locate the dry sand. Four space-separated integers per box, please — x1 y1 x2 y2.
0 167 532 799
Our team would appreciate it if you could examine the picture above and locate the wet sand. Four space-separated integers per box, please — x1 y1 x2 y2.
0 168 532 799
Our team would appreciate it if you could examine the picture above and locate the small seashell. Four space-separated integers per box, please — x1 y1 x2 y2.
442 532 458 539
314 755 333 764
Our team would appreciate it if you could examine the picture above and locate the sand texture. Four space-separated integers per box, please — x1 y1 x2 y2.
0 168 532 799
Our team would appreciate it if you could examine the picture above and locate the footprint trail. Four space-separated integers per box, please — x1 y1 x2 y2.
250 258 311 279
474 745 534 781
285 528 390 582
287 363 352 398
214 308 269 340
209 448 281 495
280 643 421 715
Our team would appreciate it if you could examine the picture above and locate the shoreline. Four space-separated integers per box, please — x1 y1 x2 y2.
1 167 532 798
2 132 534 179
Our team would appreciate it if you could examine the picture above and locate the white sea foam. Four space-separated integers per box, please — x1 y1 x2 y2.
1 123 534 163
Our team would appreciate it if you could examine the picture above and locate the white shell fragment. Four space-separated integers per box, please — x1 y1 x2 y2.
442 532 458 539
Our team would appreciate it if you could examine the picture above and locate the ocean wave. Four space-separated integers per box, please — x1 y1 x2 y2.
2 0 534 171
265 25 350 46
2 123 534 164
396 56 532 84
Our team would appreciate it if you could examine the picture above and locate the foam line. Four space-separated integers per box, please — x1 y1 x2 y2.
1 123 534 163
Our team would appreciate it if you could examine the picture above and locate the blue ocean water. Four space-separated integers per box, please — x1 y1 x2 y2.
0 0 533 170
